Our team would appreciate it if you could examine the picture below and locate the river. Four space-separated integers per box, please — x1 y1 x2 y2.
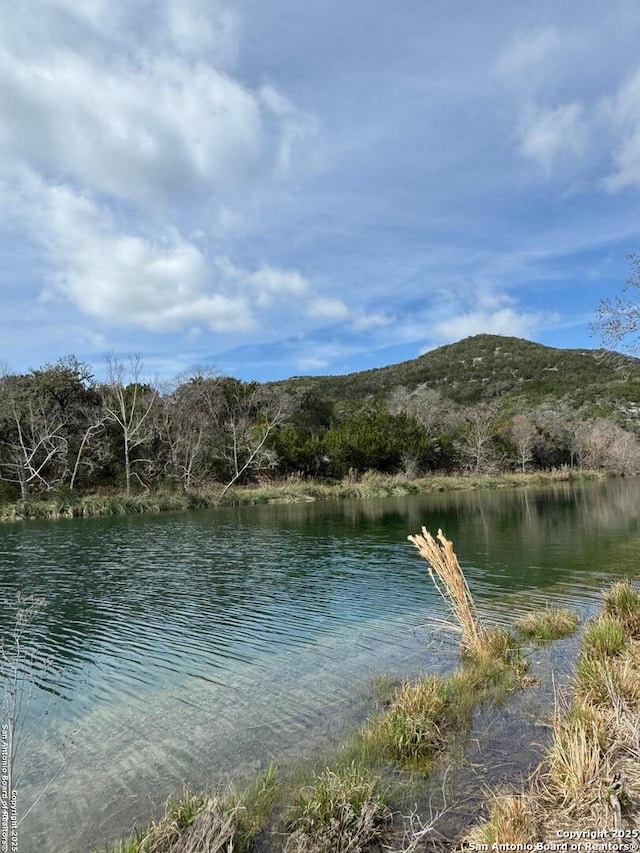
1 477 639 851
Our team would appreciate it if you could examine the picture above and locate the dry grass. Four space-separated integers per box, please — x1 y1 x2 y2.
132 790 240 853
284 763 390 853
407 527 485 657
98 766 280 853
539 702 611 818
465 792 540 846
466 581 640 845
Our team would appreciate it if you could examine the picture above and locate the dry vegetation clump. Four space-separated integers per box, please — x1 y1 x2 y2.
538 703 612 820
603 581 640 639
465 792 540 846
465 580 640 845
284 763 391 853
126 789 239 853
516 606 580 643
407 527 527 683
100 766 279 853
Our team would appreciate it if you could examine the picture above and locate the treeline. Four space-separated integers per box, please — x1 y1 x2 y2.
1 355 639 502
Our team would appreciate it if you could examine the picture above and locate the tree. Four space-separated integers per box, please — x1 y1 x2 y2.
214 381 290 495
0 373 69 499
31 357 106 492
154 372 220 492
322 404 432 476
594 253 640 353
101 355 157 495
456 402 501 473
508 414 539 473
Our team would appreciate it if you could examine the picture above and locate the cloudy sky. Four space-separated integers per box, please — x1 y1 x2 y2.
1 0 640 381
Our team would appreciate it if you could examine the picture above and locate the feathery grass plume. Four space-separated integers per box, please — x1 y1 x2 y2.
517 607 579 644
407 527 484 656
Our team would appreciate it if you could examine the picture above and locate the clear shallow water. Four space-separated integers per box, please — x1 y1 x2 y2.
2 478 640 851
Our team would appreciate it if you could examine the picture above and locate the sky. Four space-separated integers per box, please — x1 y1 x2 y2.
1 0 640 382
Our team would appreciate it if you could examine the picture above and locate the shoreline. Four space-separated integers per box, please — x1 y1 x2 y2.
0 469 610 523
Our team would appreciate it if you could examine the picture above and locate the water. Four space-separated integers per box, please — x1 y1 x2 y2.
1 478 639 851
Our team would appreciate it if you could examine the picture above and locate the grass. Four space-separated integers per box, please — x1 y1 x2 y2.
466 792 539 846
362 529 527 770
516 606 580 643
466 579 640 845
540 703 610 818
284 762 390 852
581 616 626 659
0 468 606 523
96 766 279 853
361 640 526 770
603 580 640 639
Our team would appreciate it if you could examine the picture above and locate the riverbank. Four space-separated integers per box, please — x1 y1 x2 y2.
465 580 640 846
0 469 609 522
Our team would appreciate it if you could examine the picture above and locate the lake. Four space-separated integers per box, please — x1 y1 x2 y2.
2 477 639 851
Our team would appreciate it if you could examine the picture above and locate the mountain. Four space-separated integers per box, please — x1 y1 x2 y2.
272 335 640 412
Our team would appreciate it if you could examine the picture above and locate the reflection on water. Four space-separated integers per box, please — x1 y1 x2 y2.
1 477 639 851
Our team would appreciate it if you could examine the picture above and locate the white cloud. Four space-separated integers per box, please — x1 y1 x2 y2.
601 69 640 191
350 311 394 331
164 0 241 64
433 307 559 342
0 51 266 206
517 102 587 172
0 2 314 209
216 258 310 306
307 298 350 320
496 27 562 79
9 175 315 335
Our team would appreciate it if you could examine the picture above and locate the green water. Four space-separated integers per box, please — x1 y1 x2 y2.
2 477 639 851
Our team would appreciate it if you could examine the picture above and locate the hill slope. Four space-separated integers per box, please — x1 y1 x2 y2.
272 335 640 410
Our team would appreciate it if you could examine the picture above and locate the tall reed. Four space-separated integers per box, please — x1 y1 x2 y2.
407 527 485 656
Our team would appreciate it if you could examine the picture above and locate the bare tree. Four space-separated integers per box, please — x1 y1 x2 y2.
0 373 69 500
154 377 213 493
387 385 461 437
101 355 157 495
594 253 640 354
509 413 539 473
213 381 290 495
575 418 640 473
456 402 501 473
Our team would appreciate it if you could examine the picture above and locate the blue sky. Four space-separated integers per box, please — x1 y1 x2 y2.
1 0 640 382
